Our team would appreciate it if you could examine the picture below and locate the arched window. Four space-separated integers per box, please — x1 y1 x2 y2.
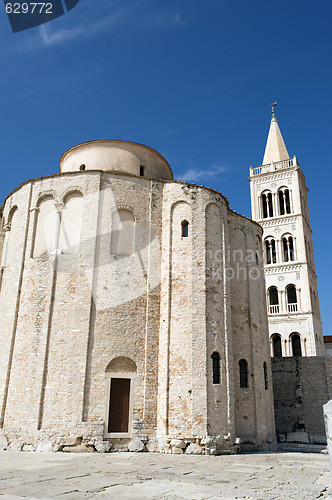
211 352 220 384
278 188 291 215
268 286 279 314
287 285 298 312
239 359 248 388
181 220 189 238
282 235 295 262
33 196 56 258
139 165 145 177
79 164 86 171
263 362 268 390
290 333 302 357
265 238 277 264
271 333 282 357
59 192 83 254
261 192 273 218
111 209 135 256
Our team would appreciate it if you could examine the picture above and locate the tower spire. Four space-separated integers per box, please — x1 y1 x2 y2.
262 103 289 165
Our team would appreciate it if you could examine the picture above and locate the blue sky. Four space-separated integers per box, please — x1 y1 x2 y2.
1 0 331 333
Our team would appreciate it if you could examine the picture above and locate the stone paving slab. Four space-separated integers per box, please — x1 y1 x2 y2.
0 451 331 500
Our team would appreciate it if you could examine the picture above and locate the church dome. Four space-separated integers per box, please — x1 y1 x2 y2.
59 140 173 180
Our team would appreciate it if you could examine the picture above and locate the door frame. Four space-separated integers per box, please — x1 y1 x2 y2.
104 372 136 438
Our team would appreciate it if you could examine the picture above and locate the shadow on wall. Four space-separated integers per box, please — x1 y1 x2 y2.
271 356 332 448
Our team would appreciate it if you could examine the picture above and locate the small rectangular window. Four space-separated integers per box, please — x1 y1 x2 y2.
181 220 189 238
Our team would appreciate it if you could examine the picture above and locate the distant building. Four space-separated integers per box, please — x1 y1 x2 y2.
324 336 332 357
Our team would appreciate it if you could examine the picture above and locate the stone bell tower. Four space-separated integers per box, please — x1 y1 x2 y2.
249 104 324 357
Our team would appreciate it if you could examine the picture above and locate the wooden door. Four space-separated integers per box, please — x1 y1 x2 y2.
108 378 131 433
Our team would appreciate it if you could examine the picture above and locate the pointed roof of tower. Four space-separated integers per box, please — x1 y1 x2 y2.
262 104 290 165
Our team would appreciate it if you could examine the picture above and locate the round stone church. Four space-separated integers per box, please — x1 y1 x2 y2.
0 140 275 453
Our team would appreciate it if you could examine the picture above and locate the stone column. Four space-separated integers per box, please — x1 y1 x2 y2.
297 288 301 312
0 224 10 267
292 237 297 261
273 193 277 217
276 239 281 264
52 202 64 252
280 290 285 313
289 189 294 213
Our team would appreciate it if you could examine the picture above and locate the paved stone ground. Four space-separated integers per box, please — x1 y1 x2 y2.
0 451 331 500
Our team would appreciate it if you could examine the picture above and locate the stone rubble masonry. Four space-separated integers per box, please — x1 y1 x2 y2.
0 142 275 453
272 356 332 446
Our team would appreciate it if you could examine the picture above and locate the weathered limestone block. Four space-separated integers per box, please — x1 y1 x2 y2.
58 436 82 447
94 441 112 453
128 439 145 452
185 443 203 454
205 444 217 455
146 440 157 452
62 444 94 453
170 439 186 449
286 431 309 444
323 399 332 473
37 440 54 452
172 447 183 454
0 436 8 451
10 441 23 452
22 445 34 452
310 435 327 445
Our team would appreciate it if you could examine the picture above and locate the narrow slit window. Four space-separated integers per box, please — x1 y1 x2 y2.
263 362 268 390
289 237 295 261
239 359 248 388
139 165 145 177
181 220 189 238
211 352 220 384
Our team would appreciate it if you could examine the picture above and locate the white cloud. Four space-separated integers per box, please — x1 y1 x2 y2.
5 1 189 51
173 13 188 26
38 11 121 46
180 163 227 182
38 2 187 47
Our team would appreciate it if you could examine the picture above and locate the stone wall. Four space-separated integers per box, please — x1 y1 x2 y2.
272 356 332 445
0 159 276 453
228 212 276 450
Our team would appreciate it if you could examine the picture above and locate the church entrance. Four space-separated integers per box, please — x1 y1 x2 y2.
108 378 131 433
104 357 136 438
